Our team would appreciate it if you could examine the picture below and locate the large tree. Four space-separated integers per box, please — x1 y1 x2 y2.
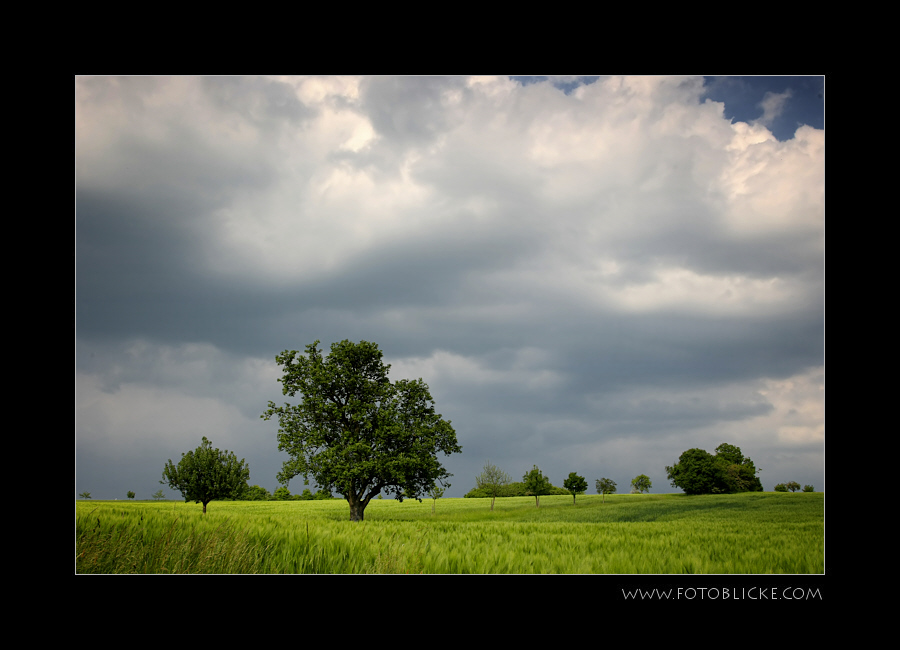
666 443 763 495
475 460 511 511
563 472 588 505
262 340 461 522
160 436 250 513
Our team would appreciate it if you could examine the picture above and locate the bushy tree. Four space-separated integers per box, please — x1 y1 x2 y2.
152 489 165 500
242 485 271 501
563 472 588 505
523 465 552 507
774 483 788 492
595 477 617 502
273 486 292 500
161 436 250 513
262 340 461 522
666 443 763 495
631 474 652 494
786 481 801 492
475 460 512 511
127 491 135 499
802 484 815 492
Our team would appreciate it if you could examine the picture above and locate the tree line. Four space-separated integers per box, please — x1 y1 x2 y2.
144 341 814 517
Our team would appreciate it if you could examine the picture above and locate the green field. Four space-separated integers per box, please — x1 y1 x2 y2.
75 492 824 574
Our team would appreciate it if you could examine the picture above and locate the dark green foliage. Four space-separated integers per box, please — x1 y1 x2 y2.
127 491 135 499
631 474 652 494
161 436 250 514
666 443 763 495
774 483 788 492
786 481 801 492
79 491 92 499
464 481 569 498
523 465 552 507
262 340 462 522
802 485 814 493
273 486 292 500
595 478 616 502
563 472 588 504
241 485 271 501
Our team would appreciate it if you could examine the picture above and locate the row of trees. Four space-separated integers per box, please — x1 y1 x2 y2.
470 462 654 508
150 341 811 517
775 482 814 492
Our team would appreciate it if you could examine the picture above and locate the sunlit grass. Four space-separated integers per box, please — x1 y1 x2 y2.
75 492 824 574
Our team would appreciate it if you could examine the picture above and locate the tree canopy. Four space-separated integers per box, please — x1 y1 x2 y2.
262 340 461 521
563 472 588 505
161 436 250 513
665 443 763 495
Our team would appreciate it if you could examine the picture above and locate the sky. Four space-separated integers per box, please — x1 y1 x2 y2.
75 75 825 500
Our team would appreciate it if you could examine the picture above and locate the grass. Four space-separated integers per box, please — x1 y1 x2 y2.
75 492 824 574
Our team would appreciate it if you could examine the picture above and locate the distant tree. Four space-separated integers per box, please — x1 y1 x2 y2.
429 485 445 514
161 436 250 514
802 485 815 493
79 491 91 499
152 489 166 500
774 483 788 492
299 488 315 500
786 481 801 492
475 460 512 511
242 485 271 501
595 478 617 502
273 486 292 500
523 465 552 507
314 488 333 500
127 491 135 500
563 472 588 505
631 474 652 494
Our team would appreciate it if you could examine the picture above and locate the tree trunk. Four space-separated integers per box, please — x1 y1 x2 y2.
348 497 367 521
490 495 495 511
202 501 208 514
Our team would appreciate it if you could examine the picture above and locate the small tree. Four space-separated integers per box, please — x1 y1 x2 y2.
152 489 166 500
563 472 588 505
774 483 788 492
429 485 445 514
786 481 801 493
523 465 551 507
161 436 250 514
802 484 814 492
79 491 91 499
631 474 652 494
596 477 617 502
273 486 291 500
127 491 135 499
475 460 512 511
